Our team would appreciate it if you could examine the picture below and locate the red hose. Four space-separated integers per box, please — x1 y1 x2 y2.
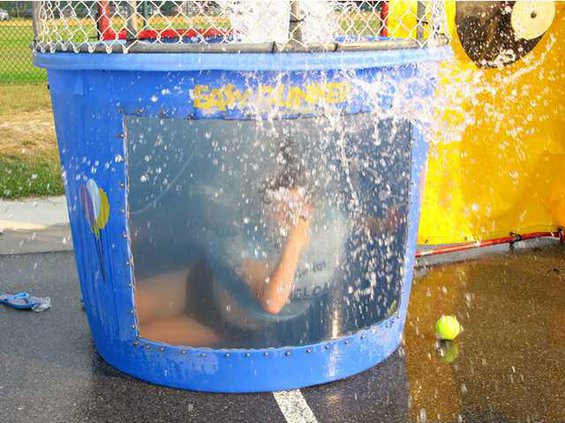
416 231 563 258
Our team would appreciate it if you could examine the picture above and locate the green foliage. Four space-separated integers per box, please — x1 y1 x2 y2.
0 155 64 199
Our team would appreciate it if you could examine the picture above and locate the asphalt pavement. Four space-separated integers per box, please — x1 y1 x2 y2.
1 197 564 423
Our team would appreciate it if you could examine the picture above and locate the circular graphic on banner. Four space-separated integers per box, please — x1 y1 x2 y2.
456 1 555 68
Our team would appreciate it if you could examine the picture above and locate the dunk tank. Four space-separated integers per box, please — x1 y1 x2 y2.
33 1 450 392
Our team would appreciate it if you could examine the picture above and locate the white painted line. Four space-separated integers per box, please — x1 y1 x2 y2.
273 390 318 423
0 219 47 231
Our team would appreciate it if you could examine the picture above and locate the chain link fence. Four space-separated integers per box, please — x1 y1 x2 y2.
1 1 448 83
33 1 447 54
0 1 46 83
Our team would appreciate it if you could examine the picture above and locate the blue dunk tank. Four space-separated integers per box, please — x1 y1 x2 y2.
33 0 450 392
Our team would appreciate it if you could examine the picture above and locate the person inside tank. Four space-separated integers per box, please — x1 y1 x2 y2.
133 135 404 348
134 139 353 347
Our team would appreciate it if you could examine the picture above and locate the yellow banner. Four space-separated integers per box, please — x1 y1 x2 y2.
415 1 565 244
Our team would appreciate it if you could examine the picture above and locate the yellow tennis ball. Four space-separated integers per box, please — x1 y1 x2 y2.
435 315 461 341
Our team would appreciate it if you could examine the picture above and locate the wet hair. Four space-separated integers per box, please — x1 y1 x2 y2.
260 138 307 204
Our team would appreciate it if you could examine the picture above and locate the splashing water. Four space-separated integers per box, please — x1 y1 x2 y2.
124 50 441 349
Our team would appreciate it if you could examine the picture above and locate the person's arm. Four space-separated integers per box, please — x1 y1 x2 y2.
241 217 310 314
259 217 310 314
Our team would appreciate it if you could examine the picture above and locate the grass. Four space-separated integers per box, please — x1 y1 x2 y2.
0 18 61 198
0 19 46 83
0 84 63 199
0 156 64 198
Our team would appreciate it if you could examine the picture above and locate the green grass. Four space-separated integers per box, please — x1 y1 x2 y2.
0 155 64 199
0 83 62 199
0 18 58 198
0 19 46 83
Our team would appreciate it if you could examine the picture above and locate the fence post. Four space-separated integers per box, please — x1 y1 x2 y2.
32 2 40 42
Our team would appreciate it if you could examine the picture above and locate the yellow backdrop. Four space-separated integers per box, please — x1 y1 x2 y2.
391 1 564 244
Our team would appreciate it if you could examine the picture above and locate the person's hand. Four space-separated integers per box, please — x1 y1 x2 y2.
265 186 313 247
287 188 312 248
288 188 312 219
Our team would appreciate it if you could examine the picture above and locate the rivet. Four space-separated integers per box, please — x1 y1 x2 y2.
306 348 312 354
136 108 144 114
285 351 291 357
145 345 151 350
120 208 126 214
117 133 124 139
122 231 128 238
325 345 330 350
200 353 207 358
345 340 350 345
245 353 251 358
133 341 139 346
130 310 135 315
119 182 125 188
360 335 365 340
159 347 165 352
128 283 132 288
131 324 135 329
224 353 231 358
263 352 269 357
181 350 187 355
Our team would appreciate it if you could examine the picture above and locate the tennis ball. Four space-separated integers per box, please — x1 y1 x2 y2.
435 315 461 341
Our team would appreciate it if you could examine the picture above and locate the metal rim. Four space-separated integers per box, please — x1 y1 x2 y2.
32 35 448 54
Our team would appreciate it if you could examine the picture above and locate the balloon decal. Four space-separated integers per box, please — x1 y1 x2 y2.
80 179 110 281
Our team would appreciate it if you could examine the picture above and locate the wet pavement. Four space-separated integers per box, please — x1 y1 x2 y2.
0 196 71 255
1 244 564 423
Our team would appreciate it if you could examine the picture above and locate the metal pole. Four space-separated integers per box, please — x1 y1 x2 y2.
125 1 138 41
34 37 430 54
416 1 426 42
142 1 149 28
289 1 303 47
31 2 41 41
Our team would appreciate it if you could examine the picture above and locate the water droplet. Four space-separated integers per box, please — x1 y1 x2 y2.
419 409 427 423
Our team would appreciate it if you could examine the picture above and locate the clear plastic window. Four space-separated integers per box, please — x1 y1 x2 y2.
127 113 412 348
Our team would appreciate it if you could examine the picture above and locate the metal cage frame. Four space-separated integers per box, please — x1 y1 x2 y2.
32 1 449 54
